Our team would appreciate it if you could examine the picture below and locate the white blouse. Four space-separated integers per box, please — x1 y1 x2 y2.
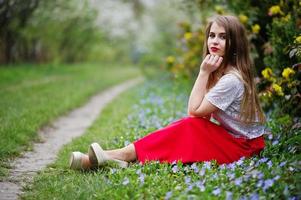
204 73 266 139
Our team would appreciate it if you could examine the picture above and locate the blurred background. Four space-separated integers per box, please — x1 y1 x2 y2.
0 0 300 119
0 0 189 65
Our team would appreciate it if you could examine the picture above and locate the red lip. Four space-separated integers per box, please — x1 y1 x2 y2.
210 47 219 52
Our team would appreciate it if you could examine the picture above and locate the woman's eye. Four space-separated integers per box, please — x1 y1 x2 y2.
209 33 215 38
220 35 226 40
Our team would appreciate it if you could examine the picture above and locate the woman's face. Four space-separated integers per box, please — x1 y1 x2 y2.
207 22 226 57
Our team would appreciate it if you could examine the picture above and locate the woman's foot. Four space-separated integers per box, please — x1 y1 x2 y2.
88 143 128 168
69 151 93 170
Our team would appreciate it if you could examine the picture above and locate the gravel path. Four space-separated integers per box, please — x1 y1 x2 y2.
0 77 143 200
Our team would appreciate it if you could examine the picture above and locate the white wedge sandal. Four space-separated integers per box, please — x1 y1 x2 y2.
88 142 128 168
69 151 87 170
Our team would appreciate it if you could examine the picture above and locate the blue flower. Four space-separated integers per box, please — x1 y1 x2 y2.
203 161 211 169
250 192 259 200
199 168 206 176
227 172 235 180
227 163 236 170
138 173 145 184
195 181 205 192
172 165 178 173
136 169 142 175
165 191 173 200
234 177 243 186
236 157 245 166
191 163 199 173
185 176 191 185
226 191 233 200
267 160 273 168
212 188 221 196
273 175 280 181
219 164 226 170
258 157 268 164
279 161 287 167
122 177 130 185
186 184 194 192
263 179 274 191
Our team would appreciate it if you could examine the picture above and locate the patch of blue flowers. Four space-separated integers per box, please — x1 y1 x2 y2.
108 78 300 199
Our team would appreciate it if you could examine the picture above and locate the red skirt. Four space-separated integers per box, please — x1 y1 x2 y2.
133 117 265 165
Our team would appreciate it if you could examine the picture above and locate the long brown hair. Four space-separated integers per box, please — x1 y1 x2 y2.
203 15 266 124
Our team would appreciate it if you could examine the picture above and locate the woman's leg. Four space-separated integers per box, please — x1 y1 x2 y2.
105 144 137 162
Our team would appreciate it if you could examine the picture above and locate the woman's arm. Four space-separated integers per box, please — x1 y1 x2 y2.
187 54 223 117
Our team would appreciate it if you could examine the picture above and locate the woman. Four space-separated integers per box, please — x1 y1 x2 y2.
69 15 266 170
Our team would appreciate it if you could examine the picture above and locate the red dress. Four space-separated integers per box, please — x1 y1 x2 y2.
133 116 265 165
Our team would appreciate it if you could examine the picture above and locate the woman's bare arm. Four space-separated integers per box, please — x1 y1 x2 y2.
187 54 223 117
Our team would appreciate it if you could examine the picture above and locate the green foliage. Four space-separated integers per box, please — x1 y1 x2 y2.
225 0 301 120
0 63 140 177
0 0 134 64
22 77 300 199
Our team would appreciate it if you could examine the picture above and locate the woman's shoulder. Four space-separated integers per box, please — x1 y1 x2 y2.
219 72 243 87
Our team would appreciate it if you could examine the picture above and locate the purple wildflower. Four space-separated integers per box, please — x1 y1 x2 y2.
272 140 279 145
195 181 205 192
234 177 243 186
258 157 268 164
273 175 280 181
267 160 273 168
256 180 263 187
212 173 218 180
122 177 130 185
263 179 274 191
203 161 211 170
219 164 226 170
165 191 172 200
227 172 235 180
186 184 194 192
172 165 178 173
257 172 264 179
279 161 287 167
136 169 142 175
236 157 245 166
226 191 233 200
138 173 145 184
227 163 236 170
185 176 191 185
199 168 206 176
250 193 259 200
239 195 248 200
191 163 199 173
268 134 273 140
212 188 221 196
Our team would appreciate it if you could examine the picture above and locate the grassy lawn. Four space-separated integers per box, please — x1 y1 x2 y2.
22 76 300 199
0 63 141 177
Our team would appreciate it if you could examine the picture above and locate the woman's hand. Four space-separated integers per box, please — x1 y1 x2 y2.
200 54 223 74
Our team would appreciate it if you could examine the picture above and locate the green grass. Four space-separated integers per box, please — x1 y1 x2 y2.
22 77 300 199
0 63 141 177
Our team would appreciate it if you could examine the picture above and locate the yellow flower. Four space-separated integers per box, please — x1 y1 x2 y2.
262 67 273 80
239 14 248 24
295 35 301 44
272 83 284 96
166 56 175 64
184 32 193 41
214 5 224 14
281 14 291 22
282 67 295 79
268 5 282 16
252 24 261 34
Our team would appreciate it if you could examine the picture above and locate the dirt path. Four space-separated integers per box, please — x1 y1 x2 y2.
0 77 143 200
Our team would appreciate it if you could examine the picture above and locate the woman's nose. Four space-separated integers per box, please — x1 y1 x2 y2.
212 37 219 44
